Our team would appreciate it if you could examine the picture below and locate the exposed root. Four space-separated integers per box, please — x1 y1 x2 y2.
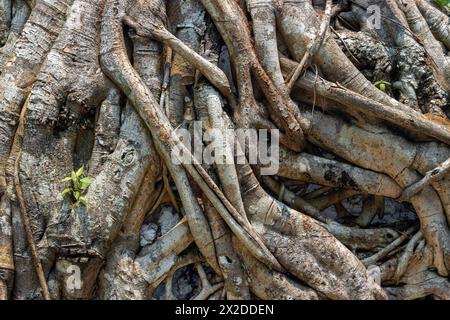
362 227 417 266
2 0 450 301
415 0 450 50
399 157 450 202
13 96 50 299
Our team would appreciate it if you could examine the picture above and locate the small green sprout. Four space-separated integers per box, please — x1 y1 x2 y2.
61 165 92 207
374 80 391 93
433 0 450 11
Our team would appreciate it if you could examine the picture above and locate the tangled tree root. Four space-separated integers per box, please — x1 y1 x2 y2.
0 0 449 300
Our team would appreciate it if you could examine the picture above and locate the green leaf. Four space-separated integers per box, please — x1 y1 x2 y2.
61 188 73 197
61 177 72 183
78 196 87 206
374 80 390 92
71 171 81 190
79 177 92 190
433 0 450 10
74 191 80 200
76 166 84 177
71 171 77 183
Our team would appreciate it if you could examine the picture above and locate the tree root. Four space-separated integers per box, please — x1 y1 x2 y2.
362 226 417 266
234 241 320 300
237 161 387 299
100 0 282 274
280 57 450 145
399 157 450 202
393 230 423 283
396 0 450 92
285 0 332 92
200 0 308 152
278 147 402 198
2 0 449 301
356 195 385 227
305 109 450 276
13 100 50 299
0 0 75 180
415 0 450 50
384 244 450 300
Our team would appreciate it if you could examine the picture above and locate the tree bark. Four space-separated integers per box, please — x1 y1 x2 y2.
0 0 449 300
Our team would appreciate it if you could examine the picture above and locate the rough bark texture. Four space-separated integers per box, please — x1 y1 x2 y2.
0 0 449 300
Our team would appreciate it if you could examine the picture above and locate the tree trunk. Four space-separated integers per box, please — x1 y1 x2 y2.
0 0 449 300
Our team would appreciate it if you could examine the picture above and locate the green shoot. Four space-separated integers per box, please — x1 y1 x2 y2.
433 0 450 11
374 80 391 93
61 165 92 208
